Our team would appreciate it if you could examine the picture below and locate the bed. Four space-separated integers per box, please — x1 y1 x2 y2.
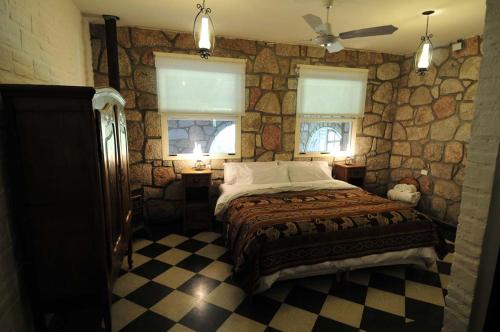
215 161 446 293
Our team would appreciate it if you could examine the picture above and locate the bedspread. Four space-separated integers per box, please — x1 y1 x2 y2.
222 188 446 292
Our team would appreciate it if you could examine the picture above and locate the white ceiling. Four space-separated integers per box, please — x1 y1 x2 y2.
74 0 486 55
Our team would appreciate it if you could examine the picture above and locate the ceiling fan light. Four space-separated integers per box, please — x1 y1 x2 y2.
326 41 343 53
193 1 215 59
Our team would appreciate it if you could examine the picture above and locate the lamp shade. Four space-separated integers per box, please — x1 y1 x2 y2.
415 36 433 75
193 3 215 59
414 10 435 76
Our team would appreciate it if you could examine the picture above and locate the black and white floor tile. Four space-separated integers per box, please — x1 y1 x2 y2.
112 231 453 332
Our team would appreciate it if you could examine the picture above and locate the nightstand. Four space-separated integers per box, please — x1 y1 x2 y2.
333 162 366 187
181 168 212 233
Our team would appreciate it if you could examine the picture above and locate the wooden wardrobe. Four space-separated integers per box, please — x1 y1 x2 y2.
0 85 132 331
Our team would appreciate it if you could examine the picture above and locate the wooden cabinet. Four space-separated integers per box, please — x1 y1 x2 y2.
94 89 133 284
0 85 132 331
334 162 366 187
181 168 212 233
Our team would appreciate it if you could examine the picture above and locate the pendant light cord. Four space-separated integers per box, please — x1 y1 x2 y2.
425 15 429 37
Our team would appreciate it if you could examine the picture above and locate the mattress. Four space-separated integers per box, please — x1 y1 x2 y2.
216 180 445 293
255 246 436 293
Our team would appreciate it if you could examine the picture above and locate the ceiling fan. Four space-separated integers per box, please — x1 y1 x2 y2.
302 0 398 53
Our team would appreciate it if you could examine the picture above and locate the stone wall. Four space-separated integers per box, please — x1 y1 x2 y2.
389 36 482 225
89 24 404 222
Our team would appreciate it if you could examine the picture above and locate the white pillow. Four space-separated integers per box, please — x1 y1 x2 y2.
223 161 278 185
251 165 290 184
287 164 332 182
278 161 332 178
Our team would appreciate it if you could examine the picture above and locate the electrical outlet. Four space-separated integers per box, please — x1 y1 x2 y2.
452 40 464 52
421 169 428 176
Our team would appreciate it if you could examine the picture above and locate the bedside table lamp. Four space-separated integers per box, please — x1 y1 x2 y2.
193 142 206 170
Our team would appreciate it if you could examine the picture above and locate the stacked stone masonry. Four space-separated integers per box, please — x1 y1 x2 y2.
90 25 480 225
390 36 482 225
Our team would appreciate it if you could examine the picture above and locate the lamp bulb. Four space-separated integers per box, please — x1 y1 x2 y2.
198 16 211 50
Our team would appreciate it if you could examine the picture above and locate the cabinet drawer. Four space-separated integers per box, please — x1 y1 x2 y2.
348 168 365 179
183 175 211 187
334 167 347 180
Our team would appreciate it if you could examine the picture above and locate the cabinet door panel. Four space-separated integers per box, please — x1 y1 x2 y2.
116 108 131 226
94 88 131 284
98 104 122 273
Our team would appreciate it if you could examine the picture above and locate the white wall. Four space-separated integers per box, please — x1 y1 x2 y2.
0 0 91 85
443 0 500 330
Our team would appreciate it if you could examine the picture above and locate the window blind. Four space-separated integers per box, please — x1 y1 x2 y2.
154 53 246 115
297 65 368 118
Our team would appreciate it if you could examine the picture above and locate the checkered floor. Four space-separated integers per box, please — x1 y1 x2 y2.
111 231 453 332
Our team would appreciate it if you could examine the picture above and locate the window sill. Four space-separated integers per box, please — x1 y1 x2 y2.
163 154 241 161
294 152 352 160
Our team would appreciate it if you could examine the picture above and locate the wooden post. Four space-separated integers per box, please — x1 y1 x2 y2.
103 15 120 91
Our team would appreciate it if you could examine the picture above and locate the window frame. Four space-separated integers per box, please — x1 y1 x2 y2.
161 113 241 160
154 52 246 161
295 64 367 159
294 116 359 159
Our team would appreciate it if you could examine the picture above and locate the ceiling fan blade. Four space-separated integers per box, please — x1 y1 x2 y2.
326 41 344 53
339 25 398 39
316 22 332 35
302 14 327 34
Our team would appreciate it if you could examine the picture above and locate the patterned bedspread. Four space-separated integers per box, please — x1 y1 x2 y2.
222 188 445 292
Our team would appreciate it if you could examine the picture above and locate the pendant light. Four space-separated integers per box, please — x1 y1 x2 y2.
415 10 434 75
193 0 215 59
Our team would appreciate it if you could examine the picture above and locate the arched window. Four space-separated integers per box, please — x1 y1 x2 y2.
209 124 236 154
306 126 342 153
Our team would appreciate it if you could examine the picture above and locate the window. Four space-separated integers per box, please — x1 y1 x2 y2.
209 123 236 154
166 117 237 155
295 65 368 157
299 119 352 154
155 52 246 159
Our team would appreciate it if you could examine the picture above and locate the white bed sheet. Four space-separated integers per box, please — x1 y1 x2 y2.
255 246 437 293
215 179 438 292
215 179 357 217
